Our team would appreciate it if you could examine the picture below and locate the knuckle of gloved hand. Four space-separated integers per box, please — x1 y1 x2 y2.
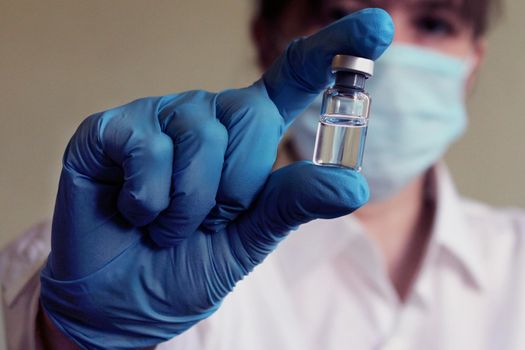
176 116 228 152
138 138 173 205
219 87 284 134
127 190 167 218
68 112 102 155
141 133 174 170
118 190 160 226
63 113 123 180
119 137 173 214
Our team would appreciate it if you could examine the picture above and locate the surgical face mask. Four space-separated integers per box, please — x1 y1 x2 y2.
288 44 472 201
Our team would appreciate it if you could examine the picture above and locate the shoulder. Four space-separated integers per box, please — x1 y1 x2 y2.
461 198 525 239
0 221 51 299
0 221 51 349
460 198 525 271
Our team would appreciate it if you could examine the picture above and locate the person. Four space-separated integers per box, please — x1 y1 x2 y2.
2 0 524 349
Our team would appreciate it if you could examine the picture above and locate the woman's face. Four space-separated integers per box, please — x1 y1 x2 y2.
317 0 480 56
263 0 485 91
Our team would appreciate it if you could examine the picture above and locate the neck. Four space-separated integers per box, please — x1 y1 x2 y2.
354 172 435 301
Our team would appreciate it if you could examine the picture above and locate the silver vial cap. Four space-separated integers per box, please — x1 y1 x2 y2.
331 55 374 77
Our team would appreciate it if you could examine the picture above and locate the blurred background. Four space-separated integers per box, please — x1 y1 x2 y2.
0 0 523 249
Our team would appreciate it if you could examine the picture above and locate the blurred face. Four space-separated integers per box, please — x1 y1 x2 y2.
322 0 479 56
253 0 488 201
255 0 486 89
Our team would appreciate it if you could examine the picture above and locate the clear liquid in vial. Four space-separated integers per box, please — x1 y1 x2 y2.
313 114 368 171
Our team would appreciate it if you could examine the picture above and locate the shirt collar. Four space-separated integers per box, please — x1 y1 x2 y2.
276 164 486 292
427 164 486 290
275 216 361 284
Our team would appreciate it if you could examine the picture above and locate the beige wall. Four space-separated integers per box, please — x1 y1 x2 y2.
446 0 525 208
1 0 523 248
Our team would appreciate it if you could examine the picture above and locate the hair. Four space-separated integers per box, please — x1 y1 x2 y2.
255 0 502 38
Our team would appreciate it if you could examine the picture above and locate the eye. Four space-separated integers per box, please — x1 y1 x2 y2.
413 16 458 37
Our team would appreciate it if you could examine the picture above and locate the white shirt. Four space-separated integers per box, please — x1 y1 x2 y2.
2 165 525 350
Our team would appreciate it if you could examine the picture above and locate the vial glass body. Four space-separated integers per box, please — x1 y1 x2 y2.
313 87 371 171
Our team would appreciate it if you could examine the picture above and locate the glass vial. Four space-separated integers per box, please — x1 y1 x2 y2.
313 55 374 171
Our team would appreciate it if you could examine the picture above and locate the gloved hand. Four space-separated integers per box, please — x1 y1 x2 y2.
40 9 394 350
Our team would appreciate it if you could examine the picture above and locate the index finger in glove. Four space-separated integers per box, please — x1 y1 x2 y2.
263 8 394 124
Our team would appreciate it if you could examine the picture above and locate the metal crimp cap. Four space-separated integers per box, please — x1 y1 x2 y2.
331 55 374 78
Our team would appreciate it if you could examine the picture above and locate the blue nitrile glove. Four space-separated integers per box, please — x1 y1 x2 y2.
40 9 393 350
